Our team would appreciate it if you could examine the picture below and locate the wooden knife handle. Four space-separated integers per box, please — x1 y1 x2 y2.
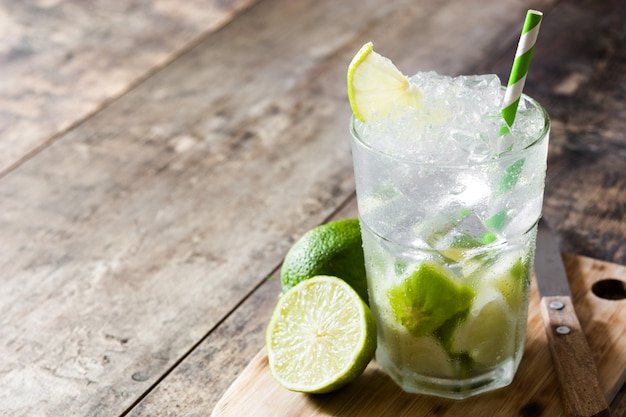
539 296 611 417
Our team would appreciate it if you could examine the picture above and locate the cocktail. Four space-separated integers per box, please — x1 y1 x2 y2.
347 12 548 399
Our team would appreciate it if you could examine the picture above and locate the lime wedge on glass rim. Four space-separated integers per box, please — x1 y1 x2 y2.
266 275 376 393
347 42 422 122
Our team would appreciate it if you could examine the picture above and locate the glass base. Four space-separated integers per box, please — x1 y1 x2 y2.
376 346 517 400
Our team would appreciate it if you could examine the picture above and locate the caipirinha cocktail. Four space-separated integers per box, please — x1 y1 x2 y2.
348 42 549 399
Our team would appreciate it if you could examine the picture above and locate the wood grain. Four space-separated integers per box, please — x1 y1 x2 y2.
124 0 626 415
211 254 626 417
0 0 623 415
540 296 609 417
117 0 562 414
0 0 363 413
0 0 259 175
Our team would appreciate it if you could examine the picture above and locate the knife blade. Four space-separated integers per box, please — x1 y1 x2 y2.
535 220 610 417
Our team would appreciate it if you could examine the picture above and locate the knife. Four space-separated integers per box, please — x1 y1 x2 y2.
535 220 611 417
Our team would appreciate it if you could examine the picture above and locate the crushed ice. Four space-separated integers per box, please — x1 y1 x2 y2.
355 72 545 164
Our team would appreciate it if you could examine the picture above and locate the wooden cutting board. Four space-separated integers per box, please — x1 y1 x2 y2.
212 254 626 416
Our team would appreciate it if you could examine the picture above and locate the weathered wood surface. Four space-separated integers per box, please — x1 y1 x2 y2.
0 0 259 175
131 0 625 415
0 0 624 416
122 0 561 414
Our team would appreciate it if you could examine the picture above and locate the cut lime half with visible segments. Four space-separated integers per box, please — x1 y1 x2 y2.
266 275 376 393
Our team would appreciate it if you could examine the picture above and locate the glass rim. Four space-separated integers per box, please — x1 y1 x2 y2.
350 91 550 168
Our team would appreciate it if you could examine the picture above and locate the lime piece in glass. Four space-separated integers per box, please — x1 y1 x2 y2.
472 250 530 310
379 309 454 378
266 276 377 393
398 335 454 378
280 218 368 305
451 288 515 367
490 257 528 310
387 261 475 337
438 233 484 263
347 42 422 122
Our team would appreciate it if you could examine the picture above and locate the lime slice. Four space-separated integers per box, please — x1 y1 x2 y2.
347 42 422 122
396 335 455 378
378 311 455 378
437 233 484 263
266 275 377 393
489 256 528 310
470 250 530 310
451 288 515 367
387 261 474 337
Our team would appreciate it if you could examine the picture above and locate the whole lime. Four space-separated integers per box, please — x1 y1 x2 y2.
281 218 369 305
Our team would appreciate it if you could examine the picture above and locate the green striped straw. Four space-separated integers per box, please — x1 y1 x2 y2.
501 10 543 135
487 10 543 239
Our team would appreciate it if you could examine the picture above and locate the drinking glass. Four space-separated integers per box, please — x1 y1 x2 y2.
350 92 550 399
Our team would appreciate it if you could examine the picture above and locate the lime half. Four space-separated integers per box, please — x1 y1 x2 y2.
347 42 422 122
266 276 377 393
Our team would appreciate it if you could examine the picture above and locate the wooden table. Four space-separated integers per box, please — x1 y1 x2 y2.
1 0 624 415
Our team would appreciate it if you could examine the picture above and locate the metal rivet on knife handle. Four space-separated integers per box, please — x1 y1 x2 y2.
556 326 571 335
549 300 565 310
539 296 610 417
536 223 610 417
